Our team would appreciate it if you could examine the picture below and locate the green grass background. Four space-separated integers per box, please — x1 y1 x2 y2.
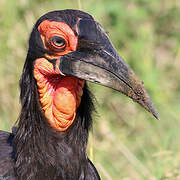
0 0 179 179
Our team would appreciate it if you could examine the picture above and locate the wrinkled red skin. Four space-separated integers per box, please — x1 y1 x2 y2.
34 20 84 131
38 20 78 54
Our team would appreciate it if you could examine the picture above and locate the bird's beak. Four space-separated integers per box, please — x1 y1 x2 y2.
59 18 159 120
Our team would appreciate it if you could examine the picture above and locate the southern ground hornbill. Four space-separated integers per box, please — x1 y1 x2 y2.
0 9 159 180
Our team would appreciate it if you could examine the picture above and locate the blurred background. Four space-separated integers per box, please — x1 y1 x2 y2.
0 0 179 179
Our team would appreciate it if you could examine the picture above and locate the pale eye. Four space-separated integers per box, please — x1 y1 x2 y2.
50 36 66 48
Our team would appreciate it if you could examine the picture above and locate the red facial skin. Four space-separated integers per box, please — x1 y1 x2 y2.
34 20 84 131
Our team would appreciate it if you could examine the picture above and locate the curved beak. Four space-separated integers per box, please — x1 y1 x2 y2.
59 18 159 120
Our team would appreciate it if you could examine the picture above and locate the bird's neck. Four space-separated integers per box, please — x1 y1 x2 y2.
14 115 89 180
13 63 94 179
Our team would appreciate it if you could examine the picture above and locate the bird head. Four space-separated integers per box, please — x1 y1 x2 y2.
21 9 158 132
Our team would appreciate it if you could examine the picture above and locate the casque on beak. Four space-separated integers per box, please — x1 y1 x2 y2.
59 18 159 120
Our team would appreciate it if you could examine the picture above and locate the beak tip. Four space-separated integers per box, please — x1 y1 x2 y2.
148 102 160 120
138 95 160 121
153 112 160 120
148 101 160 120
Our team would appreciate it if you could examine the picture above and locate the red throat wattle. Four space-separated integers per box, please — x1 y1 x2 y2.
34 59 85 131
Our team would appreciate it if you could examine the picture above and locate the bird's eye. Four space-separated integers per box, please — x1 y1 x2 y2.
50 36 66 49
